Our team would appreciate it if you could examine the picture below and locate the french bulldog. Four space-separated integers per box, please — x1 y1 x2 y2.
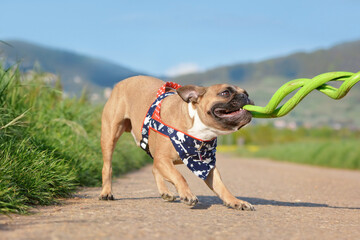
99 76 255 210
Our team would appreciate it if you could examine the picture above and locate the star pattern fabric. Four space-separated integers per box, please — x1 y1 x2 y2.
140 83 217 180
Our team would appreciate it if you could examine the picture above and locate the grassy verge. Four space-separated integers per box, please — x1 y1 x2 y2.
236 140 360 170
0 65 150 214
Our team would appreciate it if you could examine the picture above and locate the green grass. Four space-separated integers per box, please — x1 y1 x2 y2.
221 123 360 170
238 140 360 170
0 65 150 214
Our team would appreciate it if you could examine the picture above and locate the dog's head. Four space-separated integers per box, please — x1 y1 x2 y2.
177 84 253 133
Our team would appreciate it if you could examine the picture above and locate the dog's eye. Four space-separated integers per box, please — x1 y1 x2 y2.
219 90 230 97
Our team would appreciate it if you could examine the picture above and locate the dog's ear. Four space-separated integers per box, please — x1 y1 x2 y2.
177 85 206 103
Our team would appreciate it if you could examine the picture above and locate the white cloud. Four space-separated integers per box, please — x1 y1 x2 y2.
165 63 201 77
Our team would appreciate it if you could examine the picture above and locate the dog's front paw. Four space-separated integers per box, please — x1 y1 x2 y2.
180 193 198 206
99 193 115 200
224 200 255 211
161 193 176 202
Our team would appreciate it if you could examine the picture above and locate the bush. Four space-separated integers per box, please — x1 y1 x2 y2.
0 65 150 214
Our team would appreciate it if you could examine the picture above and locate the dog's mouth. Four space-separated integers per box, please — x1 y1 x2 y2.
213 107 247 119
211 105 251 122
210 95 253 130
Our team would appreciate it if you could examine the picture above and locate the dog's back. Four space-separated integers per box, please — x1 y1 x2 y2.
102 76 164 142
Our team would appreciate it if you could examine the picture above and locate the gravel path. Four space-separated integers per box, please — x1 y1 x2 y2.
1 154 360 240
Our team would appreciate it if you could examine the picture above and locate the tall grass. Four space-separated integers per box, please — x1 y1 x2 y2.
0 65 150 214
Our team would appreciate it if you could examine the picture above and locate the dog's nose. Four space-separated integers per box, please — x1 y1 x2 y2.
238 93 255 106
240 92 254 106
239 93 248 99
231 93 250 107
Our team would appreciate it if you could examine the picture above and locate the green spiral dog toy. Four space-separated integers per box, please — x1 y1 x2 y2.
243 71 360 118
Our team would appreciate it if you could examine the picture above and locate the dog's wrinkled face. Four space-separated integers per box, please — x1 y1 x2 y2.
177 84 253 132
205 84 253 130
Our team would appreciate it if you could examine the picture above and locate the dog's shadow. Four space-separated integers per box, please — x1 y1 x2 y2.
114 195 360 210
195 196 360 210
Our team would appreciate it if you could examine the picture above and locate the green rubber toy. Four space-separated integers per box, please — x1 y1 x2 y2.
243 71 360 118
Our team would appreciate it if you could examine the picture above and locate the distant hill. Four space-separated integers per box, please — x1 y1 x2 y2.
0 40 143 100
173 40 360 128
173 40 360 85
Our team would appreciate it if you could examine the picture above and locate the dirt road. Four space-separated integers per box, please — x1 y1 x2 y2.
1 154 360 240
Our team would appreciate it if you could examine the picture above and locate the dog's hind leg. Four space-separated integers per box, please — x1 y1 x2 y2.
99 94 131 200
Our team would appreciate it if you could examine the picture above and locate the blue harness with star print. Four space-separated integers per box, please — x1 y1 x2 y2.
140 91 217 180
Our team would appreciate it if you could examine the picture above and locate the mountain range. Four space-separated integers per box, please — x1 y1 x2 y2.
0 39 359 127
173 40 360 85
0 40 143 100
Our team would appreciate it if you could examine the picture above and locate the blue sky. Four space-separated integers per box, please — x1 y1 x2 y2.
1 0 360 76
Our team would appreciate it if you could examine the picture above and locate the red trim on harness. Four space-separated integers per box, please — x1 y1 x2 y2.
140 82 181 135
153 82 182 120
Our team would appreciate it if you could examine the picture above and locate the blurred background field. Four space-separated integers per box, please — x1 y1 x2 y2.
217 125 360 170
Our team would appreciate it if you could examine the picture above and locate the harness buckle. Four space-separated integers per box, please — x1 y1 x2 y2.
140 139 152 157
